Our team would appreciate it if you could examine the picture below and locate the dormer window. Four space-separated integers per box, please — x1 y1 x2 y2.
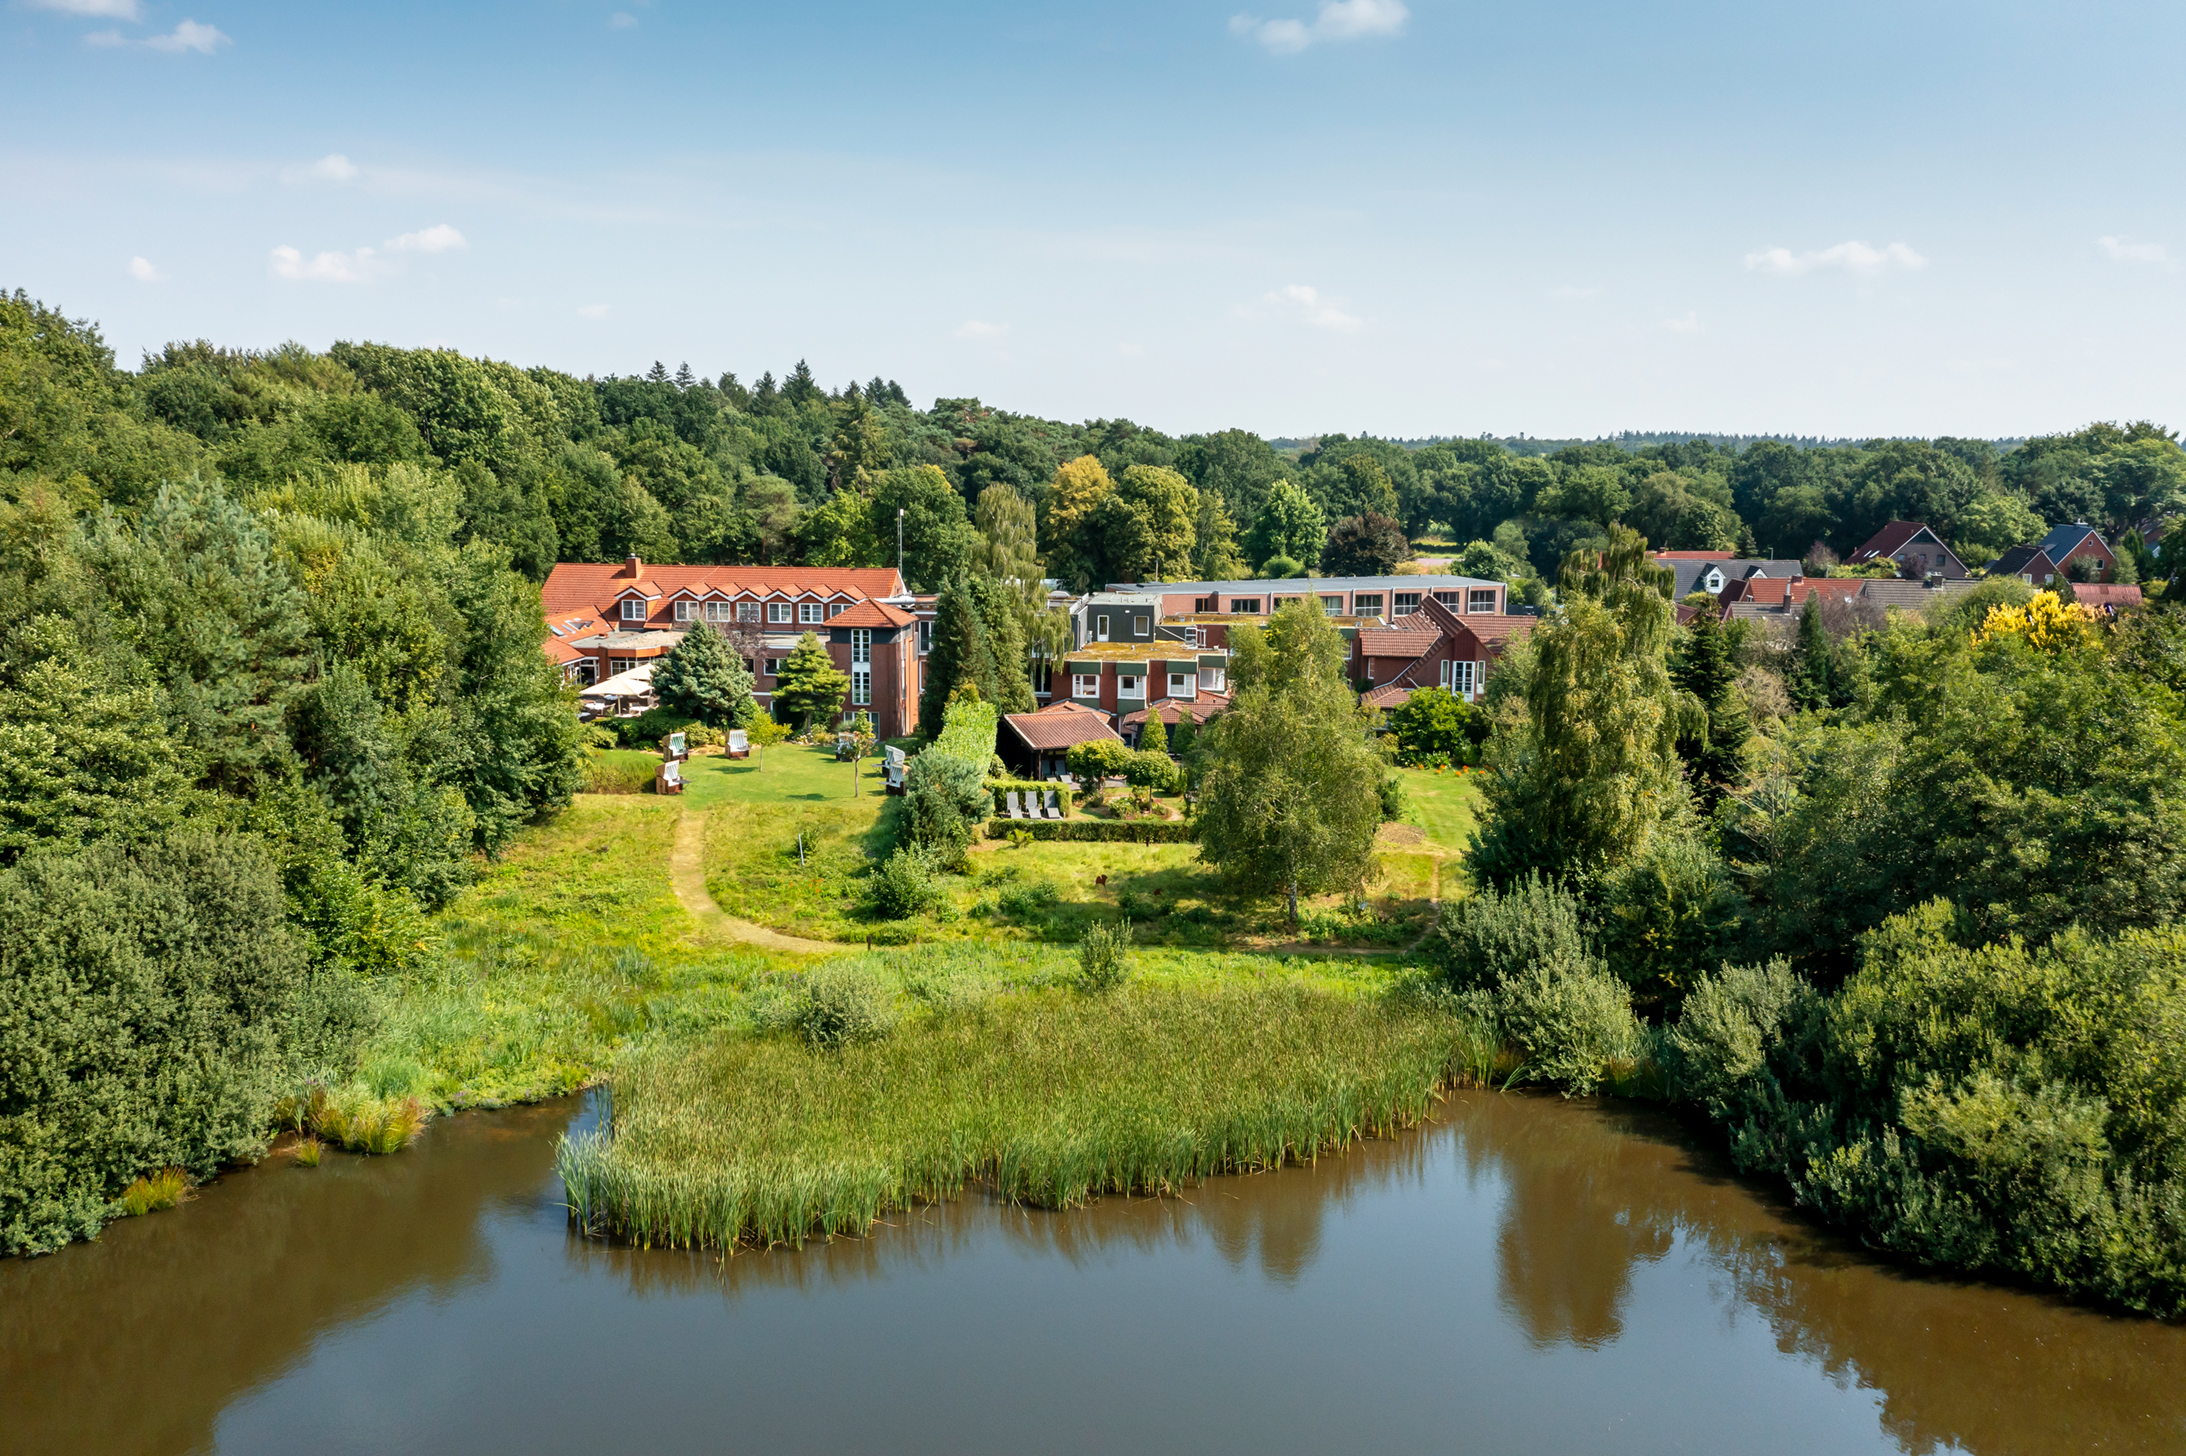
674 600 697 622
738 601 761 622
621 599 646 622
768 602 792 624
798 602 824 624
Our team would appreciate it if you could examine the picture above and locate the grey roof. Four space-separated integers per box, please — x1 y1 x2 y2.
1110 573 1499 594
1665 558 1800 598
2036 523 2106 559
1857 578 1980 611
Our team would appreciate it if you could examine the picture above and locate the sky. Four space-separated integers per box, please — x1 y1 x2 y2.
3 0 2183 440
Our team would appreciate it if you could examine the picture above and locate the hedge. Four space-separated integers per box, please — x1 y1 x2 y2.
930 700 1000 771
986 779 1075 815
985 818 1197 843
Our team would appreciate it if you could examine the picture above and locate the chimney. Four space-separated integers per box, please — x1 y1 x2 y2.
623 554 644 580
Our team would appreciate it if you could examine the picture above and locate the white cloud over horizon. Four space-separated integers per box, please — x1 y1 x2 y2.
387 223 466 253
32 0 140 17
2099 235 2168 265
1745 240 1927 276
577 303 611 318
1230 0 1406 55
127 256 164 282
269 244 379 283
954 319 1007 339
1664 311 1703 334
143 20 230 53
1264 283 1362 332
284 153 360 184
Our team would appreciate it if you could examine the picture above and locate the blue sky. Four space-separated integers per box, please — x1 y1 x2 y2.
4 0 2182 438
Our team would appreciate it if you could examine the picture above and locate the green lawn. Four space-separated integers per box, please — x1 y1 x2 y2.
1400 765 1484 856
678 741 890 808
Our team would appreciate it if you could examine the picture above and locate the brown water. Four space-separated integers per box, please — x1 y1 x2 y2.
4 1091 2181 1456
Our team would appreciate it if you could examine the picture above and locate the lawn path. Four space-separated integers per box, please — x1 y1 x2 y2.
670 809 838 954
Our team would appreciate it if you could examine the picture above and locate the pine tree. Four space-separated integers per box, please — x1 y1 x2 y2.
772 632 849 730
653 621 755 728
917 576 997 738
1138 707 1168 755
1169 713 1196 760
1737 522 1760 557
1787 596 1832 711
1668 606 1749 810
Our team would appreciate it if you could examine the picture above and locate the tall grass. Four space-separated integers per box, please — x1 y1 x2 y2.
559 982 1480 1251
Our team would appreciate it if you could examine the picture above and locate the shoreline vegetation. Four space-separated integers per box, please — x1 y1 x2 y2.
559 974 1489 1252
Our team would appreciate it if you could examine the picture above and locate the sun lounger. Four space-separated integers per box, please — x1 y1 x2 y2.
726 729 750 759
1005 791 1027 820
1043 790 1063 819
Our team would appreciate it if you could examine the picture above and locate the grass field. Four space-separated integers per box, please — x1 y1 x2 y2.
560 966 1486 1251
1401 766 1484 857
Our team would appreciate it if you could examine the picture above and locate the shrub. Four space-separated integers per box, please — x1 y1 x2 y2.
905 751 989 865
118 1168 191 1217
1125 748 1178 791
1075 919 1134 994
868 845 949 919
930 698 1002 771
1377 774 1407 823
791 965 898 1048
611 705 697 748
987 778 1075 816
983 818 1197 843
1599 830 1744 1013
0 832 371 1256
1425 874 1639 1095
1065 737 1134 789
1663 957 1811 1118
997 880 1060 918
684 724 725 748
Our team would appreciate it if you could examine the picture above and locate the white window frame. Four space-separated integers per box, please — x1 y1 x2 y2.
1168 671 1195 699
674 599 697 622
768 602 792 624
703 601 729 622
1467 589 1497 614
762 658 783 677
1133 614 1149 637
1393 592 1422 616
1229 598 1262 614
1072 673 1100 698
1202 667 1226 692
828 602 847 618
852 667 871 706
1353 593 1382 617
737 601 761 623
1096 613 1111 642
1190 626 1207 648
919 620 933 654
621 598 646 622
798 602 824 625
1441 658 1480 699
1321 595 1344 612
1116 674 1145 700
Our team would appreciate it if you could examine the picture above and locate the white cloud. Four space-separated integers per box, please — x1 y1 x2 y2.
282 153 359 184
144 19 230 53
2098 235 2168 265
609 11 638 26
32 0 140 17
1744 240 1927 276
577 303 611 318
128 256 165 282
1664 311 1703 335
1230 0 1406 54
1265 283 1362 332
386 223 466 254
1117 341 1144 357
954 319 1008 340
269 244 379 283
1548 284 1600 301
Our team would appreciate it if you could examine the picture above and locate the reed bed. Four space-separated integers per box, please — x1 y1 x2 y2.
559 982 1477 1251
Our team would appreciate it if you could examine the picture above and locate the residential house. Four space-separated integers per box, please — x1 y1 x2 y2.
999 701 1125 780
1353 594 1535 705
1110 573 1510 623
1848 521 1968 578
2072 583 2144 613
539 556 922 737
2033 523 2118 582
1987 544 2061 586
1658 556 1802 599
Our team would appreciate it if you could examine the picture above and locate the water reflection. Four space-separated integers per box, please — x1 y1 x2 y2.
4 1089 2183 1456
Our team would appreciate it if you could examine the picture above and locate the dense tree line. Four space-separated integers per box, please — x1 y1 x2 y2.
1429 518 2186 1315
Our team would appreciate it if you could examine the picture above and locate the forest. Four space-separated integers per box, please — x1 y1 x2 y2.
5 282 2186 1318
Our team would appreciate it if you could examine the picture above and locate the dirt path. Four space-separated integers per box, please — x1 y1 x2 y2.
670 810 840 955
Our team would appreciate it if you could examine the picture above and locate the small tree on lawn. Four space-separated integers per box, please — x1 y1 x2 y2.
773 631 850 731
1137 708 1168 757
1196 598 1383 927
653 621 755 728
1065 737 1132 795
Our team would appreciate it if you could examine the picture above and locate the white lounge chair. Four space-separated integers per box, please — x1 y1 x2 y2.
726 729 750 759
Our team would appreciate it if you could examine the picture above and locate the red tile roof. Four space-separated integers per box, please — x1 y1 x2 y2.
1120 693 1231 729
541 559 905 622
829 599 917 628
1362 684 1416 709
2073 583 2144 610
1453 614 1536 648
1358 628 1442 658
1003 701 1122 752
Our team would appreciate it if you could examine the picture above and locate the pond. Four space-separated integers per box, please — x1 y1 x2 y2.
4 1090 2181 1455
